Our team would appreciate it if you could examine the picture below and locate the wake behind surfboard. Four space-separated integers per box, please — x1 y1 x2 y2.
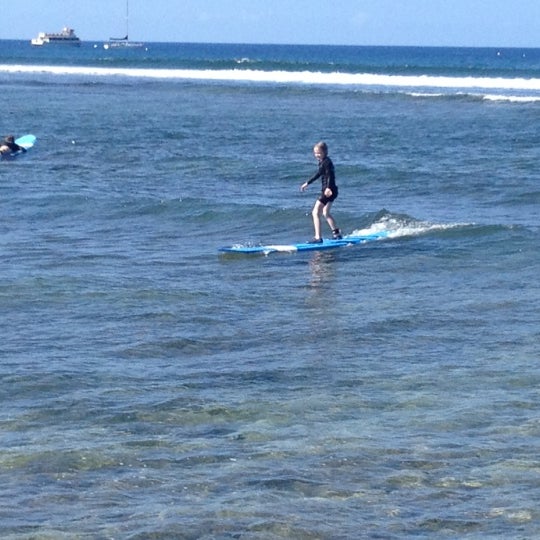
219 231 390 255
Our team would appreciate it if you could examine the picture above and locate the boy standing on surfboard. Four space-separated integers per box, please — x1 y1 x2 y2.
300 141 342 243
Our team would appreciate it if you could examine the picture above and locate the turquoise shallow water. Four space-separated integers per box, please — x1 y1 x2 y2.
1 42 540 538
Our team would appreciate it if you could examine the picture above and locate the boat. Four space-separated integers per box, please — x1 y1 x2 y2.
104 0 144 49
31 27 81 46
103 37 144 49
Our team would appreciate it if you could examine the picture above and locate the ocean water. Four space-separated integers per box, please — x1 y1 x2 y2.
1 41 540 538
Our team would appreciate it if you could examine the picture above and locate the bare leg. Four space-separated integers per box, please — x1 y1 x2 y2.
323 202 338 232
311 200 324 239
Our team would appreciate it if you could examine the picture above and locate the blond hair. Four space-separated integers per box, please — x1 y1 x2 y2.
313 141 328 155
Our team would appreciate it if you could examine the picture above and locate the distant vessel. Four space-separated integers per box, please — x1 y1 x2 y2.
103 37 144 50
31 27 81 46
104 0 144 49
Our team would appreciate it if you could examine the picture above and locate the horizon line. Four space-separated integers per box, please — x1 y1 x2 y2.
2 38 540 50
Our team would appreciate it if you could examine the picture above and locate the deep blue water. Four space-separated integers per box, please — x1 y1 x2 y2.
1 41 540 538
4 39 540 77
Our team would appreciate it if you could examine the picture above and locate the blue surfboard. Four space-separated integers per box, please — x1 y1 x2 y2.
1 134 36 160
219 231 390 255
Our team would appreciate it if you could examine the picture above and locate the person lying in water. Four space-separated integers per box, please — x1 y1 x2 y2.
0 135 26 155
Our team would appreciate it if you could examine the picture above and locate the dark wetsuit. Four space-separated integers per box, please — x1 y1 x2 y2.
1 139 26 154
306 156 338 204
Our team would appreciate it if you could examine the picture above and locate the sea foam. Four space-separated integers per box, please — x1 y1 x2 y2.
2 63 540 97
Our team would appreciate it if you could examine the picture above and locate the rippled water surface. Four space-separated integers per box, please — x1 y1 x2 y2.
1 42 539 538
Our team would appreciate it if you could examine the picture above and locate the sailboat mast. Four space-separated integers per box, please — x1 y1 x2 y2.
105 0 143 47
125 0 129 40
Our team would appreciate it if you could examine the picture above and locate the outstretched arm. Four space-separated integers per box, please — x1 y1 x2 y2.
300 169 321 191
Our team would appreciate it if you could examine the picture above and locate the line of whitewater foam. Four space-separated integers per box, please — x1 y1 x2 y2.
3 64 540 96
482 94 540 102
409 92 540 103
351 215 474 240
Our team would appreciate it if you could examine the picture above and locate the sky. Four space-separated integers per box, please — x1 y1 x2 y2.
3 0 540 48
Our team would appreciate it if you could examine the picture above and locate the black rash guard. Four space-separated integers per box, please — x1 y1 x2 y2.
306 156 338 202
1 139 26 153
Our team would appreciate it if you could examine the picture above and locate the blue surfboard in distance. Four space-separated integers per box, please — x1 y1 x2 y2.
219 231 390 255
15 134 36 150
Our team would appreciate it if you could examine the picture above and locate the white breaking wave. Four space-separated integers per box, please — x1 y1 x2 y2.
2 63 540 95
351 216 471 240
483 94 540 103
